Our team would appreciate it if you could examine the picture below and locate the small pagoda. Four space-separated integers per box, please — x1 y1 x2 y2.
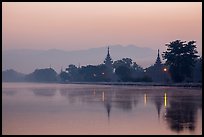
154 49 162 66
104 47 113 68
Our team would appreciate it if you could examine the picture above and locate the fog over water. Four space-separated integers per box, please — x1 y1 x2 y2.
2 83 202 135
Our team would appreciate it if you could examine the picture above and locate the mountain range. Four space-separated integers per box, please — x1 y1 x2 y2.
2 45 160 74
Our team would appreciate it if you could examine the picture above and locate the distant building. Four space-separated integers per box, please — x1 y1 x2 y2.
103 47 116 81
104 47 113 69
145 49 170 82
155 49 162 66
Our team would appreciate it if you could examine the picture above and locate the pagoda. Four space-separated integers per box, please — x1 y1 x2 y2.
104 47 113 68
155 49 162 66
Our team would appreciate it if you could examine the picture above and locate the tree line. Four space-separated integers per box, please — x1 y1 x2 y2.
60 40 201 83
60 58 151 82
2 40 202 83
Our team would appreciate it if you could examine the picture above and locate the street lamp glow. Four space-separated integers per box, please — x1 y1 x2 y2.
163 68 167 72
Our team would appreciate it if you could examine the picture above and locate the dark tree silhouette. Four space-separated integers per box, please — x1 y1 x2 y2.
162 40 199 82
65 64 80 81
193 57 202 82
113 58 133 69
25 68 57 82
113 58 146 82
2 69 25 82
78 64 112 82
113 58 133 82
115 65 132 82
132 62 143 72
59 71 69 82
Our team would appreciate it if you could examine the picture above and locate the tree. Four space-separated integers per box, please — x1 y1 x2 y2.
113 58 133 69
2 69 25 82
113 58 133 81
59 71 69 82
113 58 145 82
115 65 131 82
162 40 199 82
96 64 112 82
79 65 95 81
66 64 80 81
192 57 202 82
132 62 143 72
26 68 57 82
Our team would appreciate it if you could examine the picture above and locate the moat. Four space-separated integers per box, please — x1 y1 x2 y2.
2 83 202 135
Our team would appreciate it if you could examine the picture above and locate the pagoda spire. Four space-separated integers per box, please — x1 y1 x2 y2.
104 46 113 66
155 49 162 65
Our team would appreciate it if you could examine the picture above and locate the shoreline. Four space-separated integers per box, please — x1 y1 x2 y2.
2 81 202 88
62 82 202 88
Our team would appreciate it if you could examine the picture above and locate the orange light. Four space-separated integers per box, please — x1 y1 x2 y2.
163 68 167 72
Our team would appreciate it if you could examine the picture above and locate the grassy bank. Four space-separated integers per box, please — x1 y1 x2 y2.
62 82 202 88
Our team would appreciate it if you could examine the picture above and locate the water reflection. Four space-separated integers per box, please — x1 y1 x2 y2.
144 93 147 105
2 83 202 135
60 88 96 105
58 87 201 133
103 91 112 121
164 95 200 133
151 93 163 120
2 89 17 96
32 88 57 97
114 91 138 111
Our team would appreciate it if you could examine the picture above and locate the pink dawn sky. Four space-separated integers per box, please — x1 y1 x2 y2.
2 2 202 55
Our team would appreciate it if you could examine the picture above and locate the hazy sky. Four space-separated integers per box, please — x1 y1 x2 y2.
2 2 202 55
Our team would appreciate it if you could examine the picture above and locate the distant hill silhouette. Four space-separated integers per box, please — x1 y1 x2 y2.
2 45 157 73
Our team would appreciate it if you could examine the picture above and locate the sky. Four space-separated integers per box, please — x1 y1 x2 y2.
2 2 202 55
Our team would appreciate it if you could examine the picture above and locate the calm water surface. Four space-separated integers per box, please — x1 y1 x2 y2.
2 83 202 135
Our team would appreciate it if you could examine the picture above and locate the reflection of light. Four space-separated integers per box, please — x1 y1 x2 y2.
164 93 167 107
164 112 167 116
102 92 105 102
93 74 96 77
144 93 147 105
102 72 105 75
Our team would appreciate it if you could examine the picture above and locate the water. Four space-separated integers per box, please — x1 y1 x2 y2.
2 83 202 135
